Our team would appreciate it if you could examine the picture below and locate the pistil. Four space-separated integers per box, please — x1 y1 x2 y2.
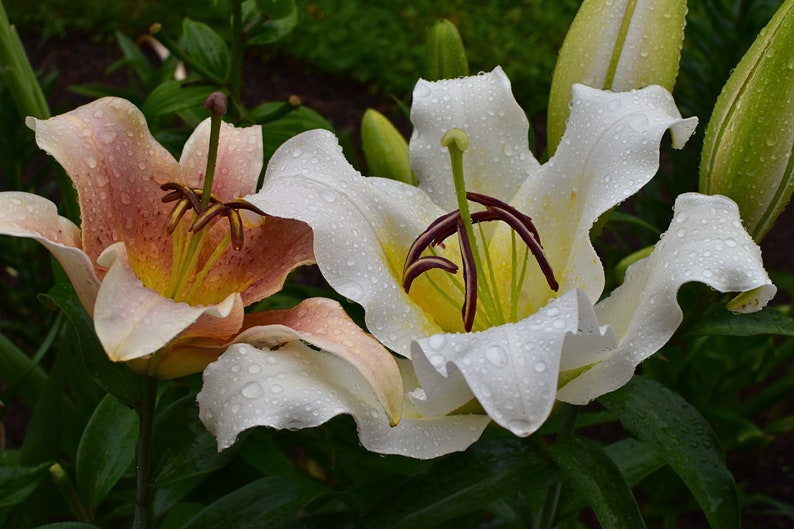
159 92 266 302
402 129 558 332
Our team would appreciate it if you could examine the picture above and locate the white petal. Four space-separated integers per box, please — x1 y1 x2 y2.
94 242 242 362
0 192 99 314
412 289 606 436
558 193 776 404
197 343 489 459
410 67 539 209
251 129 446 356
503 84 698 311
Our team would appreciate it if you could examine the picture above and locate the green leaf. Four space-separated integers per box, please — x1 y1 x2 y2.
0 332 47 408
687 305 794 337
180 476 325 529
181 18 230 79
36 522 99 529
0 462 51 508
246 0 298 45
41 283 145 407
151 394 237 485
261 106 333 160
354 439 555 529
559 437 663 520
547 435 646 528
141 81 215 120
76 394 138 508
599 376 741 529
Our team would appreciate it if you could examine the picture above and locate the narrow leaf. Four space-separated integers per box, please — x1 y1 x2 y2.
547 434 646 528
0 462 51 508
599 376 741 528
180 476 325 529
687 305 794 337
76 394 138 508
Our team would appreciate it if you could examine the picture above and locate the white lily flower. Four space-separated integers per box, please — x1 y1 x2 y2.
203 67 774 455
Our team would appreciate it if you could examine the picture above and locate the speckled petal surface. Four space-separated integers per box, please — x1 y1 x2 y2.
26 97 181 275
234 297 404 424
0 192 99 313
197 343 489 458
251 129 448 356
179 119 264 201
94 242 243 363
412 289 605 437
410 67 539 210
499 84 698 313
557 193 776 404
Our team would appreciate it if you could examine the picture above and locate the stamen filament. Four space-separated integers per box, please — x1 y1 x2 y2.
184 231 233 301
478 221 505 325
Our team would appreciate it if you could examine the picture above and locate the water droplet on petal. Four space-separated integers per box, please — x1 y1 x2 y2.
242 381 263 399
485 344 507 367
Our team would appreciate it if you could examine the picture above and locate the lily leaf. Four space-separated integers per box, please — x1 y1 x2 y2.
599 376 740 529
180 475 325 529
686 305 794 337
151 394 237 485
180 18 230 79
0 462 51 509
547 434 647 528
76 394 138 508
354 439 555 529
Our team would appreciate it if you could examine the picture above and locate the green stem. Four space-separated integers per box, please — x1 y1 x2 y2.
132 377 158 529
201 95 225 209
229 0 244 121
49 463 92 522
537 405 580 529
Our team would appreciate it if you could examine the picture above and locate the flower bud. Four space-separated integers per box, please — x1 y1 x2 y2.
361 108 415 185
424 19 469 81
699 0 794 241
548 0 687 154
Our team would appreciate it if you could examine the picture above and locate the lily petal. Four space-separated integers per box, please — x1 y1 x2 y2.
234 297 404 424
198 342 489 459
501 84 698 311
412 289 610 436
252 129 448 355
26 97 181 274
94 242 243 365
179 119 264 200
557 193 776 404
0 192 99 313
410 67 539 209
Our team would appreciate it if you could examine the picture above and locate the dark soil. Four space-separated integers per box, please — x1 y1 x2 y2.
10 32 794 529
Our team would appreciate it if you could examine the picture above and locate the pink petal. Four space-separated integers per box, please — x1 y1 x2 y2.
26 98 182 277
235 298 404 425
0 192 99 314
94 242 244 368
179 119 263 201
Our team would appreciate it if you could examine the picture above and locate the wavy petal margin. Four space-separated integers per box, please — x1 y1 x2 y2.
558 193 776 404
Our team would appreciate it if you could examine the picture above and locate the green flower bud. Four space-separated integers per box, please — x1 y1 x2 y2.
424 19 469 81
361 108 415 185
699 0 794 241
548 0 687 154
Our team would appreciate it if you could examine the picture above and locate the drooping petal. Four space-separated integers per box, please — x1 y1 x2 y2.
179 119 264 200
234 297 404 424
412 289 611 437
0 192 99 313
26 97 182 275
410 67 539 210
94 242 243 365
499 84 698 313
251 129 448 356
557 193 776 404
197 343 489 459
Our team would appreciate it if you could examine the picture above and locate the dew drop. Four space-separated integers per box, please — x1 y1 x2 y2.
270 384 283 394
241 382 263 399
484 344 507 368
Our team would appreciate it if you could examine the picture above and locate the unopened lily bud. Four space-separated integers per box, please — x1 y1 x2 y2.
548 0 687 154
699 0 794 241
361 108 414 185
424 19 468 81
